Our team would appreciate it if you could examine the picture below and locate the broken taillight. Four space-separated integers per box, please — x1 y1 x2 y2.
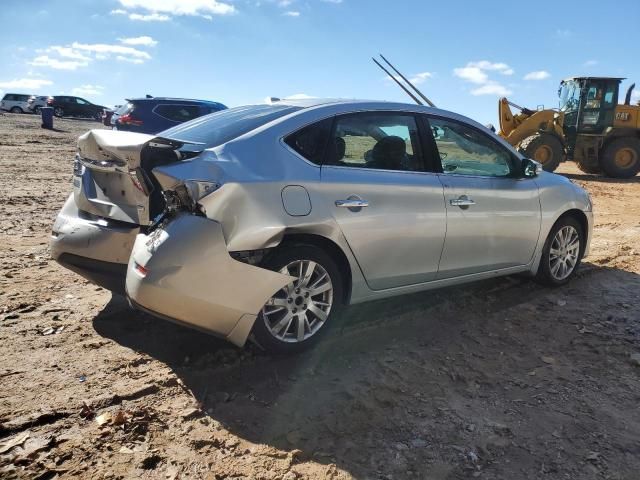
133 262 148 277
118 113 143 126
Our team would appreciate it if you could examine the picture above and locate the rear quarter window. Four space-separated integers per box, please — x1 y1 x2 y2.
153 104 202 122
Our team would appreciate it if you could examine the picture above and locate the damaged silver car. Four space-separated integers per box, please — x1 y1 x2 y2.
51 99 593 353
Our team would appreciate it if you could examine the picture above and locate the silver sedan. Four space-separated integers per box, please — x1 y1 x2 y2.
51 99 593 353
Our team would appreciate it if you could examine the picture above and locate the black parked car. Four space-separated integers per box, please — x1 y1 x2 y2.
47 96 106 121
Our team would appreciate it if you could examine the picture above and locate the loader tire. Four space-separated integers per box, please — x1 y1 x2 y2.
518 133 563 172
576 161 601 175
599 137 640 178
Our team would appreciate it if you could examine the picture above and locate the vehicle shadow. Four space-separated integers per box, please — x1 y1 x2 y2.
92 262 640 478
562 172 640 184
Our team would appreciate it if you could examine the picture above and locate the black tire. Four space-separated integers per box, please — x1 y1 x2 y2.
251 244 344 354
94 110 102 121
53 107 64 118
535 216 584 287
518 133 564 172
576 161 601 174
10 106 22 114
599 137 640 178
33 106 42 115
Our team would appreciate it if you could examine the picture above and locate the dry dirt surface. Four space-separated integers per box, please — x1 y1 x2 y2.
1 112 639 480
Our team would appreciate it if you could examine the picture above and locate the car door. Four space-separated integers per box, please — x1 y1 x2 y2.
75 98 91 117
425 115 541 279
316 111 446 290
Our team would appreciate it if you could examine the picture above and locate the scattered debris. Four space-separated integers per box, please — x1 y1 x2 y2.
0 432 30 454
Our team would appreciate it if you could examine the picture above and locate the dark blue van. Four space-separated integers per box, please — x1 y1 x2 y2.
112 97 227 134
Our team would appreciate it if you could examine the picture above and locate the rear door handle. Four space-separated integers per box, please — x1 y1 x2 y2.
335 199 369 208
449 196 475 207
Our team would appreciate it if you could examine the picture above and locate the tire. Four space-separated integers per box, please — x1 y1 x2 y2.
53 107 64 118
518 133 564 172
535 216 584 287
10 106 23 113
251 244 344 354
94 111 102 121
599 137 640 178
576 161 601 174
33 106 42 115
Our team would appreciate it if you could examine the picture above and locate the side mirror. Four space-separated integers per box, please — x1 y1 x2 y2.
522 158 543 178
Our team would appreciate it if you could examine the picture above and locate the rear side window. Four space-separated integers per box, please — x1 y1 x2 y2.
115 103 134 115
284 118 332 165
159 104 302 148
154 104 201 122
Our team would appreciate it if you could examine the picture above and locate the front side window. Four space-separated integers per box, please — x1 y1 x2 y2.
327 112 423 171
284 118 332 165
428 117 514 177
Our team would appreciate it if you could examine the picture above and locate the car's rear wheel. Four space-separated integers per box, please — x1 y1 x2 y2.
252 245 343 354
33 106 42 114
535 216 584 287
10 106 23 113
53 107 64 118
94 111 102 121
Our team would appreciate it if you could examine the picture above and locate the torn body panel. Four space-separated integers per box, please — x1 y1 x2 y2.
75 129 155 225
125 213 294 346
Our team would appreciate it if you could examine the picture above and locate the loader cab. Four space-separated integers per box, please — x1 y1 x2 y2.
559 77 623 134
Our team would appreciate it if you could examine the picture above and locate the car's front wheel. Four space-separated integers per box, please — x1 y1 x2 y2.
53 107 64 118
536 216 584 287
252 245 343 354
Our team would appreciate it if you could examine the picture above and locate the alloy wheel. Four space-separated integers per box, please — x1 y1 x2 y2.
261 259 334 343
549 225 580 281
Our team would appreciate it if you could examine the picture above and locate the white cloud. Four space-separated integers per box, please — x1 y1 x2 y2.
454 60 514 97
71 42 151 60
524 70 550 81
283 10 300 16
128 12 171 21
321 0 343 3
453 66 488 84
118 36 158 47
277 0 293 6
30 55 89 70
468 61 513 75
117 0 235 18
47 46 91 61
71 84 104 97
285 93 315 99
111 8 127 14
584 59 598 67
0 78 53 90
471 83 512 96
410 72 432 85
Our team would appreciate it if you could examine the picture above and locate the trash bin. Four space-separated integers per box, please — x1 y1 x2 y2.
41 107 53 129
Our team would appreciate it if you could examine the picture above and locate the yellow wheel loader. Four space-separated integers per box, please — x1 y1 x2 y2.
498 77 640 178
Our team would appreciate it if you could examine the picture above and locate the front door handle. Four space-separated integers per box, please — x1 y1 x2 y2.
335 199 369 208
449 196 475 207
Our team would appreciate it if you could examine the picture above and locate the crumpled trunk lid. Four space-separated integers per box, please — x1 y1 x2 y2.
74 129 156 225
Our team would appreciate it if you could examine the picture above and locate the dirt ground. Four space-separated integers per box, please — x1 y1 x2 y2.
0 112 639 480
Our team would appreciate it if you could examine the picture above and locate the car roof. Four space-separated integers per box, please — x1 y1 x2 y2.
126 97 224 105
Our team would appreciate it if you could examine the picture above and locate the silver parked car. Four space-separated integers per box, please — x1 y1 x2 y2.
51 99 593 353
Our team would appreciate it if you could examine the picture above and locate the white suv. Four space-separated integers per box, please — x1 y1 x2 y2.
1 93 33 113
27 95 51 114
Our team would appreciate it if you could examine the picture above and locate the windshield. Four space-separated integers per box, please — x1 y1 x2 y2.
158 104 302 148
559 80 582 112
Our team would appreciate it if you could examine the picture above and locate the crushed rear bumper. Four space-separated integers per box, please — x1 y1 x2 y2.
125 213 293 346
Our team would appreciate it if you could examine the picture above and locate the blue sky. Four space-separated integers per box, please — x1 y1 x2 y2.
1 0 639 124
